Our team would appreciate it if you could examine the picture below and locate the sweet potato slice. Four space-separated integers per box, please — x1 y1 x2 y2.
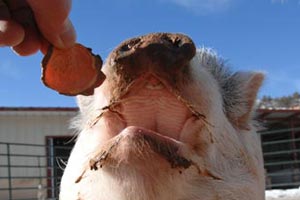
42 44 105 96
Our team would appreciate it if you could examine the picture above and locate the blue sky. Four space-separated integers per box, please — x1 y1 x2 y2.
0 0 299 107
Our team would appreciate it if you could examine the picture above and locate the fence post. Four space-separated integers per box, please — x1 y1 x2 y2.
6 143 13 200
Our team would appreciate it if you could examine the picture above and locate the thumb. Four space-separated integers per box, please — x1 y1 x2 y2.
27 0 76 49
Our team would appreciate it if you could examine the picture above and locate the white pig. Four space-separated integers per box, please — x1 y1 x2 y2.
60 33 265 200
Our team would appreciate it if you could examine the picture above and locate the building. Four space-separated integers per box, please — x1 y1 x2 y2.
0 107 300 199
0 107 77 200
256 109 300 189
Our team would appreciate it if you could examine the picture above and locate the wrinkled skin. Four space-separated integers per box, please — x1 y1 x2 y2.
60 33 265 200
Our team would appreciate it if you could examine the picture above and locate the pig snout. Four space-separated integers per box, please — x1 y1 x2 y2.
110 33 196 75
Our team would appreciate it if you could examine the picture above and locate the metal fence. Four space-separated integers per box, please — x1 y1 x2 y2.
260 127 300 189
0 141 73 200
0 127 300 199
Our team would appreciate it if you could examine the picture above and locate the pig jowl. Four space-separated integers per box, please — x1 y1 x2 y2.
60 33 265 200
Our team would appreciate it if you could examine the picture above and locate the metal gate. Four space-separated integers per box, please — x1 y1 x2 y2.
260 127 300 189
0 139 73 200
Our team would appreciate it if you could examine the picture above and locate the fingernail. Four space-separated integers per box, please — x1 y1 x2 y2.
57 19 76 48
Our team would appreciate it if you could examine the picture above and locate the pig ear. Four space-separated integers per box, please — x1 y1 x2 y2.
227 72 264 130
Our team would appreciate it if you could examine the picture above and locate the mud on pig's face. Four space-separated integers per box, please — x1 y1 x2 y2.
60 33 265 200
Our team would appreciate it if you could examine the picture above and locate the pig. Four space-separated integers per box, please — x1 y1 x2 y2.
60 33 265 200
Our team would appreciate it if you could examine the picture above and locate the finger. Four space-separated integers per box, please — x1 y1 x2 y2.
27 0 76 49
0 19 25 46
40 37 50 55
8 2 41 55
0 1 25 46
12 26 41 56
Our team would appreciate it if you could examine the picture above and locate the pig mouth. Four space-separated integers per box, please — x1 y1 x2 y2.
88 126 193 171
75 75 219 184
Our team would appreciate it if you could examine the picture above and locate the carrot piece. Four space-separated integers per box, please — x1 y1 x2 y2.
41 44 105 96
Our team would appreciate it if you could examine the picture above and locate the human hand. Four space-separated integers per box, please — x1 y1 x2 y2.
0 0 76 56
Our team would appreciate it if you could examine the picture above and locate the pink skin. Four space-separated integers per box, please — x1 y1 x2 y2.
60 33 265 200
0 0 76 55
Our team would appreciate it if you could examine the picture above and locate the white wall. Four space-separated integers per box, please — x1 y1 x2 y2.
0 109 77 144
0 108 78 199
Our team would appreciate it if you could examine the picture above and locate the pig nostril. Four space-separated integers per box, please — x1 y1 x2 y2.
173 38 182 48
120 44 130 52
162 35 182 48
162 35 173 45
119 38 141 52
113 33 196 66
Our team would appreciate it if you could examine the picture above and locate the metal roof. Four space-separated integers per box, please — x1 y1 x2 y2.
0 107 78 116
0 107 78 112
256 109 300 126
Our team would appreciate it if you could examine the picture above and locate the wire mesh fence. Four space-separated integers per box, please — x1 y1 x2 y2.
0 126 299 199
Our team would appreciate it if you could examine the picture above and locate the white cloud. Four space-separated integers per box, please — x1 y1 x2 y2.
161 0 235 15
272 0 300 5
259 67 300 97
271 0 288 4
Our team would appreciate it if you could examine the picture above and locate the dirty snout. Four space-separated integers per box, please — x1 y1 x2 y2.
108 33 196 81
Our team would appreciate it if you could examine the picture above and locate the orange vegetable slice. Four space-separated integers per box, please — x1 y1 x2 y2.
41 43 105 96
